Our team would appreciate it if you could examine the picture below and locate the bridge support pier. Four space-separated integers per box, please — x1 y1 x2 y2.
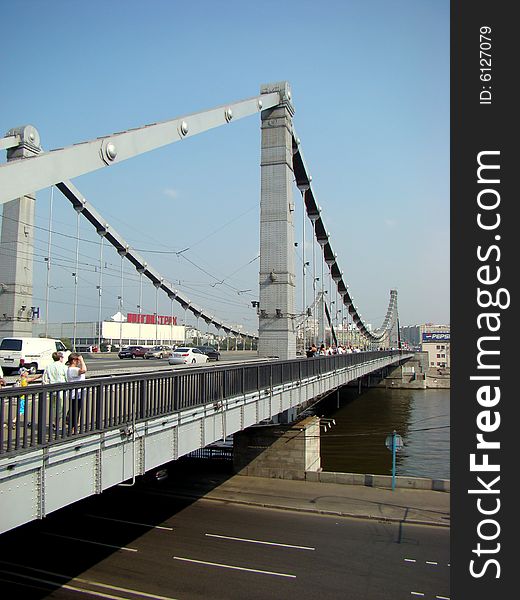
0 126 41 337
257 82 297 360
233 416 320 480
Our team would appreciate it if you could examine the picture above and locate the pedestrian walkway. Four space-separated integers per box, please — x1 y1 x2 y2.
165 463 450 528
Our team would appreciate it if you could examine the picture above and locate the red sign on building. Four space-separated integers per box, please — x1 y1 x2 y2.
127 313 178 326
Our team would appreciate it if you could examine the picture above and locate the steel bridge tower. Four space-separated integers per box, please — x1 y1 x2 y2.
258 82 297 360
0 126 41 337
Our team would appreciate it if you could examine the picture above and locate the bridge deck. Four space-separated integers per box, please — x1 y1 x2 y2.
0 351 410 534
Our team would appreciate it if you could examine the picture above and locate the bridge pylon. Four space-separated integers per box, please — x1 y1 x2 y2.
258 82 297 359
0 125 41 337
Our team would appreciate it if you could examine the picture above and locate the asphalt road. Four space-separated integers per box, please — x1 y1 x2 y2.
85 351 259 375
0 473 450 600
2 351 260 384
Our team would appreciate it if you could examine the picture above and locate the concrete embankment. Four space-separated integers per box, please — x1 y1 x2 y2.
305 470 450 492
364 352 450 389
167 464 451 528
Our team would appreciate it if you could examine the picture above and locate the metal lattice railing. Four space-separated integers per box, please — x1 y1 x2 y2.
1 351 402 456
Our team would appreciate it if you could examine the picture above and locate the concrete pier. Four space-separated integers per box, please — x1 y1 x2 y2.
233 416 321 480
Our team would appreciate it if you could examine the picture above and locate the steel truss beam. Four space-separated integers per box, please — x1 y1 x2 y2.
0 92 281 205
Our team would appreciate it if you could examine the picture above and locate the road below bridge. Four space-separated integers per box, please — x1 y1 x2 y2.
0 462 450 600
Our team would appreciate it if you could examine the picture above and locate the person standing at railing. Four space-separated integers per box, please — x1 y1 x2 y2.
65 353 87 434
306 344 317 357
42 351 68 384
15 367 42 423
42 351 68 428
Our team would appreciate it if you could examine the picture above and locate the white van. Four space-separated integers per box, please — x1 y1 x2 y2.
0 337 71 374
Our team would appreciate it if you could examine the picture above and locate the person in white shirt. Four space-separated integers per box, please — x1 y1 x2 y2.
42 352 68 384
65 353 87 433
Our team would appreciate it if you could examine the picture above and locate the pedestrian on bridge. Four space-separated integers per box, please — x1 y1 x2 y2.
15 367 42 421
306 344 317 357
66 353 87 434
42 351 68 385
43 351 68 429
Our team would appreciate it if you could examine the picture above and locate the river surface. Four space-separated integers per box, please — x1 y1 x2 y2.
319 387 450 479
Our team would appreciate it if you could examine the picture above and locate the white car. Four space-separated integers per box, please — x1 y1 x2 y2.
168 347 209 365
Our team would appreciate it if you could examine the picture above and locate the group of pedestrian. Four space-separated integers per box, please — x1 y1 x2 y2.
306 343 363 357
6 351 87 432
43 351 87 433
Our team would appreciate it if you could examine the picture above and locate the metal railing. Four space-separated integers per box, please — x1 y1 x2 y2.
1 351 402 456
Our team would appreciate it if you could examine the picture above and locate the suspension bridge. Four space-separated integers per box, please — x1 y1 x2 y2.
0 81 410 534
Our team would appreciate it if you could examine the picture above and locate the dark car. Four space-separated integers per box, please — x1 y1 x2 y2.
118 345 147 359
195 345 220 361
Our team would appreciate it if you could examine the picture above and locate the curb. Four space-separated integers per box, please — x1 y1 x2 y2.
164 490 451 528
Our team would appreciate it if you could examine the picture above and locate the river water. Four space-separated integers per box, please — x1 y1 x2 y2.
319 387 450 480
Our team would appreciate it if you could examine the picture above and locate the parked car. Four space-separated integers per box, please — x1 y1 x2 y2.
118 346 147 359
144 345 173 359
168 347 208 365
195 345 220 361
0 337 71 374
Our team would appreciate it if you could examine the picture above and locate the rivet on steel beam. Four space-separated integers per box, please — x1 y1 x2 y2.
225 108 233 122
105 143 117 161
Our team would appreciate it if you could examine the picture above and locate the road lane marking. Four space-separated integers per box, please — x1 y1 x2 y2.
205 533 315 550
436 596 450 599
404 558 416 563
85 514 173 530
410 593 425 597
42 532 138 552
173 556 296 578
0 563 179 599
426 561 439 565
0 570 130 599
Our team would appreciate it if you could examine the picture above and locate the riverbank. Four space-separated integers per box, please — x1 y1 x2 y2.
163 463 450 528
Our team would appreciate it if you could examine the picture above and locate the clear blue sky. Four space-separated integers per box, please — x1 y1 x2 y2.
1 0 449 332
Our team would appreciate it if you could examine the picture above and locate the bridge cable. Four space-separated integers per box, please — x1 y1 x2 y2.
44 186 54 337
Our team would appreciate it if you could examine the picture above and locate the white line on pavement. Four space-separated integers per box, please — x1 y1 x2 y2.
85 514 173 530
0 570 130 600
173 556 296 578
410 593 425 597
426 561 439 565
42 532 138 552
404 558 417 563
0 562 178 600
205 533 315 550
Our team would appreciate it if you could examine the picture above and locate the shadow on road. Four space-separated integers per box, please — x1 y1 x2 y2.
0 457 233 598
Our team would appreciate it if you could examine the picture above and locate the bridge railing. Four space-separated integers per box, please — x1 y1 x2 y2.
1 351 402 456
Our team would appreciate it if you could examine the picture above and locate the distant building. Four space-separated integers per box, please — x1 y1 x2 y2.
400 325 421 347
34 312 186 350
419 324 450 368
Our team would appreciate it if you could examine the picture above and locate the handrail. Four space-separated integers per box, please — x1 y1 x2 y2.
1 351 405 457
